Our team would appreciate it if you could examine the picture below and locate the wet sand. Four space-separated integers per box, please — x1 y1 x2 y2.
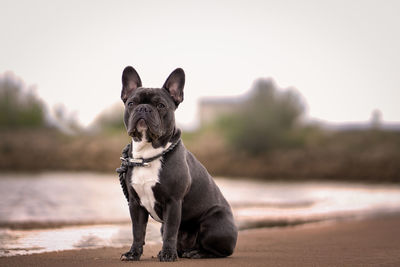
1 215 400 267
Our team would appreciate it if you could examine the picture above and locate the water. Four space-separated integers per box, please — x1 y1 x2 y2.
1 172 400 256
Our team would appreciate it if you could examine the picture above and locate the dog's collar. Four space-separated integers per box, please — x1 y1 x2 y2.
119 139 181 168
116 139 181 203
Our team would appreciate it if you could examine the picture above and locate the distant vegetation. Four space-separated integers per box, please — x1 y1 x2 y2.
216 79 309 154
183 79 400 182
0 73 399 182
0 73 46 129
90 103 125 134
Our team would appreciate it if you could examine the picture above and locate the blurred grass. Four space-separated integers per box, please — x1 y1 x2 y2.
184 128 400 182
1 128 399 182
0 129 129 172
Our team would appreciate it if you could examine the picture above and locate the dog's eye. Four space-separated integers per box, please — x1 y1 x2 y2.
157 103 165 109
127 102 134 108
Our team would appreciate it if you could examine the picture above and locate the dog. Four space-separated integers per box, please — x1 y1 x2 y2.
119 67 238 262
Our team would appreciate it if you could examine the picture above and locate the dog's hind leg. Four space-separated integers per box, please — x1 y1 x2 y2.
176 225 198 258
188 207 238 258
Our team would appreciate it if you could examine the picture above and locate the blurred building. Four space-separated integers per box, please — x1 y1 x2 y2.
198 97 242 126
198 79 276 126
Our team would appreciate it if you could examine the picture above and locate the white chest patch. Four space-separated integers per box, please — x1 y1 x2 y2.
130 137 171 223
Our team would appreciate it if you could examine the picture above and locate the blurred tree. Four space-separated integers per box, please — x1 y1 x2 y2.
216 78 306 154
0 72 46 129
90 102 125 134
370 109 382 129
51 103 81 134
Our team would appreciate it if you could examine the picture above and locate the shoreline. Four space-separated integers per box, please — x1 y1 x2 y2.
2 215 400 266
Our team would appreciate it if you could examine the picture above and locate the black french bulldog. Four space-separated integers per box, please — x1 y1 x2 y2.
119 67 237 262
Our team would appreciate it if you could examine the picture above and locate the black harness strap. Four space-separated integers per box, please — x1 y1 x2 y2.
116 139 181 202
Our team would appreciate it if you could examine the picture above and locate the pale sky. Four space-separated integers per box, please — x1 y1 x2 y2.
1 0 399 129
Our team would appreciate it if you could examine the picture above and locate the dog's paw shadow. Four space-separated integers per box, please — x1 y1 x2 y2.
181 249 217 259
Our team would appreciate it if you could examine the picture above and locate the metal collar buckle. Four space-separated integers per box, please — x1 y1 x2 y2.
129 158 151 167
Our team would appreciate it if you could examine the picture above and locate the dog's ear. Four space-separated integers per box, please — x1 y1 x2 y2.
121 66 142 103
163 68 185 106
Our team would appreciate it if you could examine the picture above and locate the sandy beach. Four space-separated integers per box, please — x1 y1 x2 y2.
1 215 400 267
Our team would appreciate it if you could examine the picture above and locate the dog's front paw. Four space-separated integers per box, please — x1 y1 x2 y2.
120 247 143 261
158 248 178 262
